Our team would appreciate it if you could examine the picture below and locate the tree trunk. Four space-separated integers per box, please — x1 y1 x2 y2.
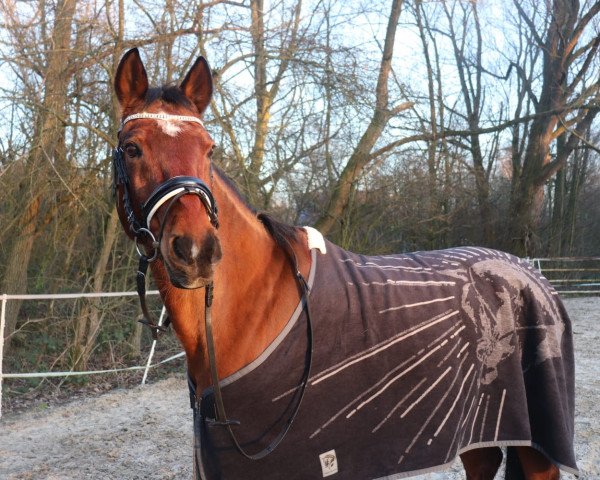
71 207 120 369
71 0 124 369
415 0 442 249
1 197 40 352
314 0 405 236
507 0 599 256
548 164 565 256
442 0 494 245
564 146 588 255
1 0 77 354
249 0 303 207
508 119 557 256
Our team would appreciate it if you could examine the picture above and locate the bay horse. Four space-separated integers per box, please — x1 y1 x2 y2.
112 48 578 480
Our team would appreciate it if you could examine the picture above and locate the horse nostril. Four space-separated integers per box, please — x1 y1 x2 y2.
171 236 194 263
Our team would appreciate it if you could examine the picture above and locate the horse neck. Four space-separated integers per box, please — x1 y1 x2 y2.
152 174 310 390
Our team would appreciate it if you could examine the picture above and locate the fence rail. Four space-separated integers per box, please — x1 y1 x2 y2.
1 256 598 417
531 257 600 295
0 291 183 419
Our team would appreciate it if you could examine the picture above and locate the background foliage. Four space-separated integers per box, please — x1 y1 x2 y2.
0 0 598 392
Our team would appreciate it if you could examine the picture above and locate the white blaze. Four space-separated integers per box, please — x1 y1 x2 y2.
157 113 183 137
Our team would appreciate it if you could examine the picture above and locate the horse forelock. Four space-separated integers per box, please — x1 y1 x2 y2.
145 85 195 111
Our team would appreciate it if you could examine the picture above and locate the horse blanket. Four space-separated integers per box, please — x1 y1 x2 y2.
191 236 578 479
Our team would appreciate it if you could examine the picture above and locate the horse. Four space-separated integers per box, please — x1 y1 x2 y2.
112 48 578 480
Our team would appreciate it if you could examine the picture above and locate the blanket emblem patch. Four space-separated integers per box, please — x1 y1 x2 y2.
319 449 338 477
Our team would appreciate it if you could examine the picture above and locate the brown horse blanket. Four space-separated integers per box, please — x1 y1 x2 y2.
191 240 578 479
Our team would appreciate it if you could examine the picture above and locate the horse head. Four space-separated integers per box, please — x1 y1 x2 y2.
113 48 222 289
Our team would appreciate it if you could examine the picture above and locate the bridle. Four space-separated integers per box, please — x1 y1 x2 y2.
113 113 219 258
112 111 313 467
113 113 219 336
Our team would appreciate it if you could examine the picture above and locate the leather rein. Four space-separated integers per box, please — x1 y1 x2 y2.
113 112 313 462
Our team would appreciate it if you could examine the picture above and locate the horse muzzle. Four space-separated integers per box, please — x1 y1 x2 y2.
130 174 222 289
162 231 222 289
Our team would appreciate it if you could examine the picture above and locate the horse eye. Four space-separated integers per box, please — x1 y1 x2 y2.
208 146 216 158
124 144 141 158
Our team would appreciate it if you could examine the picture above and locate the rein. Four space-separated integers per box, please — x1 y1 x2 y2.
113 112 313 464
199 236 314 463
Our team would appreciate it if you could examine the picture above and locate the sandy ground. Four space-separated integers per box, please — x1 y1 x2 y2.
0 297 598 479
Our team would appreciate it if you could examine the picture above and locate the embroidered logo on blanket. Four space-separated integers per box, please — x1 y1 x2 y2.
319 449 338 477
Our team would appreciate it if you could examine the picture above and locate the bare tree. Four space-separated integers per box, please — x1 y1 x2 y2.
0 0 598 383
0 0 77 353
70 0 126 369
507 0 600 256
314 0 413 236
438 0 502 246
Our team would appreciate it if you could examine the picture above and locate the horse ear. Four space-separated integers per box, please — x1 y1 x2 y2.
180 56 213 116
114 48 148 113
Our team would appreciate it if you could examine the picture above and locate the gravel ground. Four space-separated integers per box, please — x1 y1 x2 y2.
0 297 598 479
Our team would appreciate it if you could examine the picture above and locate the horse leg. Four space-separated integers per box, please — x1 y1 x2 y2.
460 447 503 480
514 446 560 480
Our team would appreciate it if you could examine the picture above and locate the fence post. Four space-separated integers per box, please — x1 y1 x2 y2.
141 305 167 385
0 294 7 419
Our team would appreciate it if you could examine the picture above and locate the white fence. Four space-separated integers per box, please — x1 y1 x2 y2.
531 256 600 295
1 256 597 419
0 291 184 419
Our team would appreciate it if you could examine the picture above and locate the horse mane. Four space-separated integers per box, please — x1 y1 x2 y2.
213 167 301 249
257 212 302 252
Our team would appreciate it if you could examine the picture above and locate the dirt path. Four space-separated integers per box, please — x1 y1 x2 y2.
1 297 598 479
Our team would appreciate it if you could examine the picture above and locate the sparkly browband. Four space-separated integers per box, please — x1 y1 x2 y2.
120 112 204 131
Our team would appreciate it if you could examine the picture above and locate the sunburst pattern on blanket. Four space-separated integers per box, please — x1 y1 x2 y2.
195 241 577 480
